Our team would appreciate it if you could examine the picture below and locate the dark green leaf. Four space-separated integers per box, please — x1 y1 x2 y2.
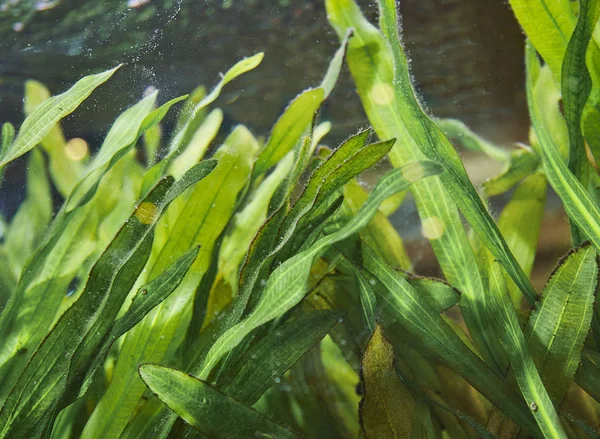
362 246 540 435
351 265 378 333
343 179 411 270
407 275 461 313
76 246 200 399
253 32 349 176
222 310 344 404
197 161 441 380
561 0 598 243
81 128 256 438
477 245 566 438
527 42 600 255
576 350 600 402
138 364 301 439
377 0 536 303
0 160 216 437
326 0 535 374
524 244 598 404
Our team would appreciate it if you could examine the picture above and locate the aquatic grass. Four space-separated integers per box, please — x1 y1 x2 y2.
1 1 600 438
0 67 119 169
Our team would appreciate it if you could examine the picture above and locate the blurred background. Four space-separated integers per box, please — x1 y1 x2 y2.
0 0 570 286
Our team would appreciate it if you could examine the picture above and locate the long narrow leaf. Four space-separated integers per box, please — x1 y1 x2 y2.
74 247 201 399
362 247 541 435
527 41 600 254
66 92 157 211
478 244 566 438
81 129 257 439
436 118 509 162
561 0 598 243
253 32 350 176
576 350 600 402
168 53 263 155
0 66 119 167
326 0 530 372
524 244 598 404
23 80 86 196
139 364 301 438
376 0 536 302
483 148 540 197
498 173 547 308
197 161 441 379
4 150 52 278
222 310 344 405
343 180 411 269
0 161 216 437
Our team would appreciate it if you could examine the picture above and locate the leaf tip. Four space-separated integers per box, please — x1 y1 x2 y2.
250 52 265 65
138 363 161 382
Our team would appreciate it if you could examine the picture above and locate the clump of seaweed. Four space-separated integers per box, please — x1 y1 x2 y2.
0 1 600 438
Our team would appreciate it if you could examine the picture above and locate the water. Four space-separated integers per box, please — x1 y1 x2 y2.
0 2 575 437
0 0 526 146
0 0 533 234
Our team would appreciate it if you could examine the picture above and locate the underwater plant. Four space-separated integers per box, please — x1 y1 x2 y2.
1 0 600 438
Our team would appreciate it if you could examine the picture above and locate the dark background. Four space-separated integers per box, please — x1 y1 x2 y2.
0 0 527 146
0 0 570 286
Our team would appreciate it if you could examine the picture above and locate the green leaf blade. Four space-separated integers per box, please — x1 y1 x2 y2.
168 53 263 156
66 91 157 211
138 364 300 439
81 129 257 439
326 0 535 376
498 172 547 308
0 66 119 167
525 244 598 404
222 310 344 405
359 325 415 439
561 0 598 243
527 41 600 255
0 160 216 437
362 246 540 435
197 161 442 379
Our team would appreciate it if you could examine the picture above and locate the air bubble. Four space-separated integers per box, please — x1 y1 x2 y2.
35 0 59 11
127 0 151 8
